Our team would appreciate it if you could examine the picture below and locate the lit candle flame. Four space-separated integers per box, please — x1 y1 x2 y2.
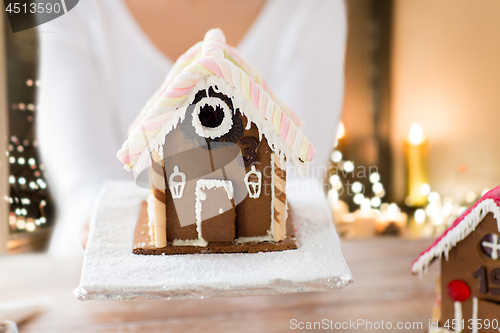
409 123 424 145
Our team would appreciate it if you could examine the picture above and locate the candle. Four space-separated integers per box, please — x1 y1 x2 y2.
408 208 431 238
375 203 408 236
405 123 429 207
352 199 377 238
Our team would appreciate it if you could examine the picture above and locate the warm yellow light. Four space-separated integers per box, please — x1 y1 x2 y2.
408 123 424 145
337 121 345 140
414 209 426 224
371 197 381 208
343 161 354 173
361 198 371 211
420 183 431 196
372 183 383 194
465 191 476 203
353 193 364 205
387 203 399 220
26 221 35 232
351 182 363 194
432 216 444 226
369 172 380 184
331 150 342 163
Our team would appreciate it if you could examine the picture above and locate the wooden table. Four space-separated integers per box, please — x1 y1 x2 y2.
1 237 439 332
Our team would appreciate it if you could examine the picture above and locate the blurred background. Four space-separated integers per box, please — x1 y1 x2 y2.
329 0 500 240
2 0 500 331
0 7 52 254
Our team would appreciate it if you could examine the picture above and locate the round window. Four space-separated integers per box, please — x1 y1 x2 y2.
192 97 233 139
481 233 500 260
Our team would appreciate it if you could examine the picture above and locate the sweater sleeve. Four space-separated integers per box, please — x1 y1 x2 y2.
36 6 125 256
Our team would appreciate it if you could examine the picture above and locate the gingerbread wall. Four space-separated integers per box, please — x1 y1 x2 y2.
160 106 275 241
440 213 500 332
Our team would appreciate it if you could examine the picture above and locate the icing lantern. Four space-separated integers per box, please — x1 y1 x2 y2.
169 166 186 199
447 280 470 302
244 165 262 199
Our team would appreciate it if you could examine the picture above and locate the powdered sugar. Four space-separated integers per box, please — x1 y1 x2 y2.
75 178 352 300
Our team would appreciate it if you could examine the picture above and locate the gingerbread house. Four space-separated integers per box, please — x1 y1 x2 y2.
411 185 500 332
116 29 315 255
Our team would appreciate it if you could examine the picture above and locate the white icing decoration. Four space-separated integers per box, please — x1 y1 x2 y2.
454 301 462 333
235 235 273 244
192 179 234 246
482 233 500 259
172 238 208 247
472 297 478 333
128 75 309 176
412 198 500 277
191 96 233 139
237 157 275 244
169 165 186 199
219 208 223 214
244 165 262 199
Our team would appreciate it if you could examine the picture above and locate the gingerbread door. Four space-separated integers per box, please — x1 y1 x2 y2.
196 179 236 242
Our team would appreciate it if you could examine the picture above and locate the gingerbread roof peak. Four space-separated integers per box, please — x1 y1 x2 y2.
117 28 314 174
411 185 500 276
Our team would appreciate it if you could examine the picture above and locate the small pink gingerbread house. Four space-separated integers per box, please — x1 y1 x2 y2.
412 185 500 332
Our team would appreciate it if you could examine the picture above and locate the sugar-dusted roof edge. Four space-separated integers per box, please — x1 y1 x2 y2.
411 185 500 277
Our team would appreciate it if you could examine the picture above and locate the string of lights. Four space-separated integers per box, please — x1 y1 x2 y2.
5 23 53 235
327 122 481 238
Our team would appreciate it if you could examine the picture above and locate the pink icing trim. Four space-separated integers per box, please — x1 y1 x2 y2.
411 185 500 271
218 60 233 85
138 122 164 131
197 58 223 78
224 45 244 64
280 111 290 140
286 123 297 148
250 79 260 109
119 152 139 165
307 143 316 161
162 86 193 98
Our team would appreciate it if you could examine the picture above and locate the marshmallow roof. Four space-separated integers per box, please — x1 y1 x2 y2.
411 185 500 276
117 28 315 173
